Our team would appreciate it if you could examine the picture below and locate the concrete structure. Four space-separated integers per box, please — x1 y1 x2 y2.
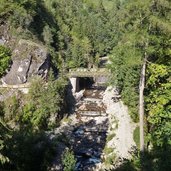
69 68 110 93
0 68 110 95
69 77 79 93
68 68 110 78
0 83 30 88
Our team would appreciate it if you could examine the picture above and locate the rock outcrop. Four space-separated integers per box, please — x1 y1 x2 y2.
1 39 50 85
0 21 50 85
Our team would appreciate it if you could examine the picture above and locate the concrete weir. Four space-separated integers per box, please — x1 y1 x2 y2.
69 77 79 93
69 68 110 93
70 76 108 94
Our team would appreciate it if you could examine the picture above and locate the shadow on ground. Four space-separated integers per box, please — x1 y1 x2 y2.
71 119 109 171
113 146 171 171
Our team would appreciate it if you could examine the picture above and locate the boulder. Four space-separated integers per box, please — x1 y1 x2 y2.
2 39 50 85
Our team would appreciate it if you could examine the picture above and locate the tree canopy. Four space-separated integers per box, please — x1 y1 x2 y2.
0 0 171 170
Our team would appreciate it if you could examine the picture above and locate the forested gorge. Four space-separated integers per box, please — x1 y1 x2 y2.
0 0 171 171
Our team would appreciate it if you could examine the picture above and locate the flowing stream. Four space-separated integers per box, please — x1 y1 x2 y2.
71 88 109 171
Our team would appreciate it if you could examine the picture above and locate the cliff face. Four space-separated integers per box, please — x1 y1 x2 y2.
2 39 50 85
0 23 50 85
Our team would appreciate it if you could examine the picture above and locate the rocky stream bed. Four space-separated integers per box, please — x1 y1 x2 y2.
50 87 136 171
71 88 108 171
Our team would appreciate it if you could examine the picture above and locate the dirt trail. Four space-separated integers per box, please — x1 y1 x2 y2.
103 87 136 159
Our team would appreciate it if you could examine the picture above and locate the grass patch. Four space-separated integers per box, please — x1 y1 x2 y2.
107 133 116 142
104 147 114 155
133 126 140 149
104 152 116 168
61 116 72 124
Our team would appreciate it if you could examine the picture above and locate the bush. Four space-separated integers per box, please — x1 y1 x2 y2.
107 133 116 142
62 149 76 171
0 45 11 77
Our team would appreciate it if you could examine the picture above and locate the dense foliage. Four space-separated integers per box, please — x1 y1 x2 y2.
62 149 76 171
109 0 171 170
22 76 67 129
0 0 170 170
0 117 10 165
109 0 171 121
0 75 67 170
0 45 11 77
146 64 171 147
43 0 118 68
1 0 117 68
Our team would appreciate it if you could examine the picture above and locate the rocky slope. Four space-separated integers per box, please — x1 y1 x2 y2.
1 39 50 85
0 23 50 85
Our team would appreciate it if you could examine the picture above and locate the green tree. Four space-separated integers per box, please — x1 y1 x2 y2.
62 149 76 171
0 45 11 78
44 0 117 69
0 102 12 165
0 116 10 165
109 0 171 150
42 25 53 46
22 76 67 129
146 64 171 146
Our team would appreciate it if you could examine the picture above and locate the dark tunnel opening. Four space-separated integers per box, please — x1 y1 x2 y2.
78 77 95 91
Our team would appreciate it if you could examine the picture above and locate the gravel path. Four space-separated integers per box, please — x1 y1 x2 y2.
103 87 136 159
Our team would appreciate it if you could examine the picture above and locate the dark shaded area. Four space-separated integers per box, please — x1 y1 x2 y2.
99 59 108 68
37 55 51 77
64 80 76 114
71 119 108 171
113 146 171 171
50 62 59 79
79 77 95 91
0 129 57 171
29 1 58 44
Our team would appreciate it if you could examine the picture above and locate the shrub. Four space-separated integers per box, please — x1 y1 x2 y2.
62 149 76 171
0 45 11 77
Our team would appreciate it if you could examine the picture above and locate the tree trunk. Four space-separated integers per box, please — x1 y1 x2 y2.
139 56 147 152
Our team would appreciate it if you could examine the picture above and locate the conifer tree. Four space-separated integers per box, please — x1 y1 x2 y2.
109 0 171 152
